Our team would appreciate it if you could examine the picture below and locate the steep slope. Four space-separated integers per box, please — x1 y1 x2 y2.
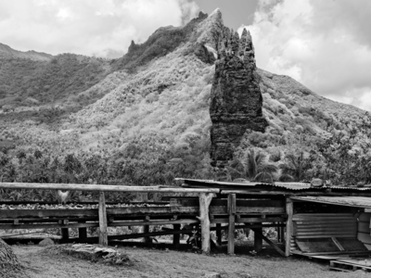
0 9 370 185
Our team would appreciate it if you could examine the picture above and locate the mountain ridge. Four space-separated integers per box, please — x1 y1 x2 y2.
0 42 53 61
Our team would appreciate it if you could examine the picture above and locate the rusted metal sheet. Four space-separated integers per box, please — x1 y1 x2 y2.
293 213 357 239
291 196 371 209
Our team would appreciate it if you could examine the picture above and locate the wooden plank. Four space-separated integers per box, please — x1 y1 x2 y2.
236 207 285 214
331 237 345 251
260 233 285 256
330 259 371 272
298 250 370 256
0 182 220 193
295 234 357 239
108 219 199 227
294 213 355 218
0 209 98 219
0 222 99 230
227 193 236 255
98 191 108 246
285 198 293 257
295 228 357 233
235 217 284 223
108 206 188 215
220 190 370 197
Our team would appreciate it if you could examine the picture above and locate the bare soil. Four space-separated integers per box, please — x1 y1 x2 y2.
2 244 371 278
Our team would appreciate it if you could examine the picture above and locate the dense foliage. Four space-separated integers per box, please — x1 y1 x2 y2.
0 54 109 110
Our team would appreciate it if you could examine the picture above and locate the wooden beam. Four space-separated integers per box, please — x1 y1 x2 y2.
285 198 293 257
220 190 370 197
0 182 220 193
0 223 99 230
198 193 215 254
108 219 199 227
261 234 285 257
98 191 108 246
227 193 236 255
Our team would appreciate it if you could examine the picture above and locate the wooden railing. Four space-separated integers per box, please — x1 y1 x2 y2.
0 182 218 253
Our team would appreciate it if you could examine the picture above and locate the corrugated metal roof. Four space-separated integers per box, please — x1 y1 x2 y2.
290 196 371 209
176 178 371 192
272 182 311 190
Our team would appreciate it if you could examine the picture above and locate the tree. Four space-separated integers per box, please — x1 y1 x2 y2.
227 149 278 182
279 152 313 182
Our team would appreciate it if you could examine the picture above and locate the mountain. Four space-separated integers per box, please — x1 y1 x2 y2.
0 9 370 186
0 43 53 61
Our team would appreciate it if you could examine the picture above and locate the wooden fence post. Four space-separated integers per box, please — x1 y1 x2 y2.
98 191 108 246
227 193 236 255
285 198 293 257
198 192 214 254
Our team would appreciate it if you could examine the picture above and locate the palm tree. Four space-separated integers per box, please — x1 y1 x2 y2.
279 152 312 182
227 149 278 183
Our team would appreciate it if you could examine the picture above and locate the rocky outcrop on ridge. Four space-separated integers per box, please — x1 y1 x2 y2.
209 28 268 167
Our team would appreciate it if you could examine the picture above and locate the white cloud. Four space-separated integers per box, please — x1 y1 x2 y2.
241 0 371 111
0 0 199 57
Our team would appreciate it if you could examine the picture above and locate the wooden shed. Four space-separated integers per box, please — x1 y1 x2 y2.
288 196 371 257
178 179 371 258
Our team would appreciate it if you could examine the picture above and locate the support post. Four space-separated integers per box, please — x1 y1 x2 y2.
254 227 263 252
143 225 152 244
278 224 284 243
78 219 87 241
285 198 293 257
173 224 180 248
216 223 222 245
98 191 108 246
227 193 236 255
61 228 69 242
198 192 215 254
78 227 87 241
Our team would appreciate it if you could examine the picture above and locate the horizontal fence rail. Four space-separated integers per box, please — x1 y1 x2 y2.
0 182 220 193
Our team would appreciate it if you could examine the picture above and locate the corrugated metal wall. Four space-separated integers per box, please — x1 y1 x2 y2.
293 213 357 239
357 212 371 250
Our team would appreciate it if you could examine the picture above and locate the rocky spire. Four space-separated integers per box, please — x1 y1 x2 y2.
209 28 268 167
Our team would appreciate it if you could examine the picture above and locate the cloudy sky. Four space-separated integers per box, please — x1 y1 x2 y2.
0 0 371 111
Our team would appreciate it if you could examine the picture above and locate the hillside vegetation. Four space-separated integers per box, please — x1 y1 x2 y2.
0 10 370 194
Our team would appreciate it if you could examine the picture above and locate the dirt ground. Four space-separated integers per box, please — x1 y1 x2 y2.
3 244 371 278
